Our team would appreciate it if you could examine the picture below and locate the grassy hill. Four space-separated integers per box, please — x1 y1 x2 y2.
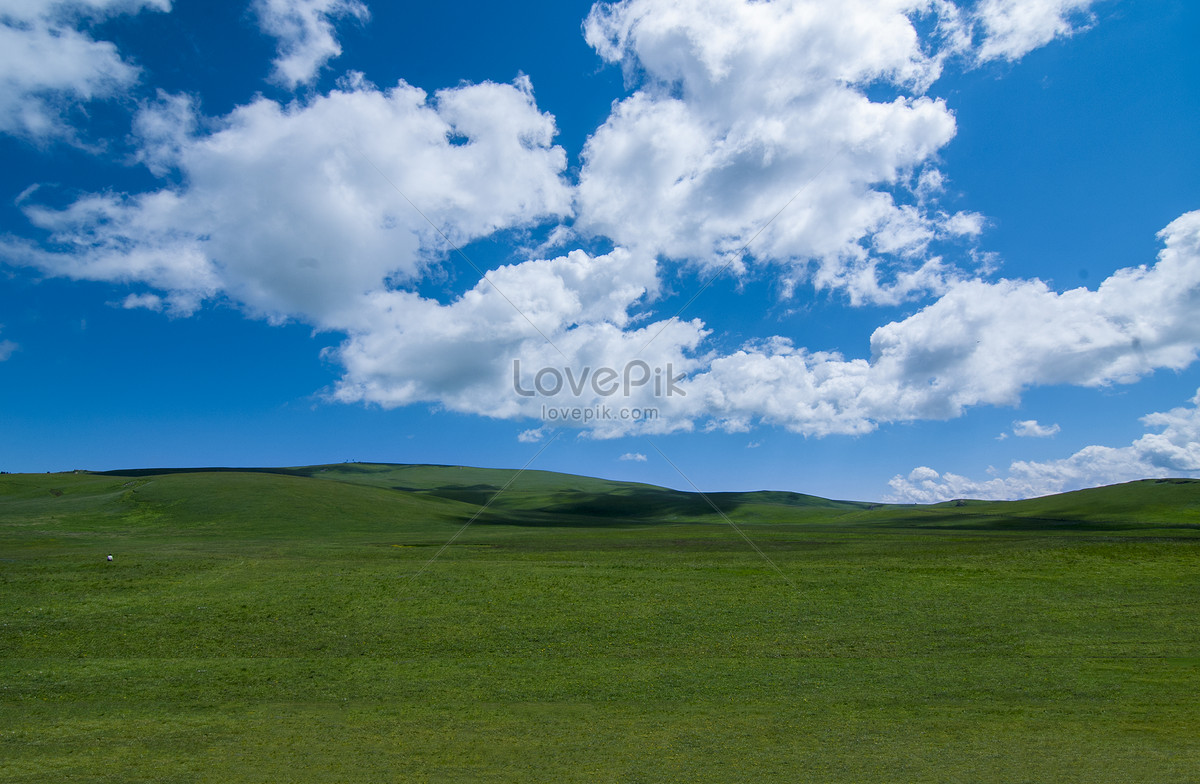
3 465 1199 781
77 461 1200 529
89 461 874 524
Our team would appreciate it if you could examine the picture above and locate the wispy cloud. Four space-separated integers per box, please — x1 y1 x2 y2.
973 0 1104 62
1012 419 1061 438
254 0 369 88
121 293 165 312
0 0 170 140
888 388 1200 502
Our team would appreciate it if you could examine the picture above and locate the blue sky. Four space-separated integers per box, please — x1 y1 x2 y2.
1 0 1198 502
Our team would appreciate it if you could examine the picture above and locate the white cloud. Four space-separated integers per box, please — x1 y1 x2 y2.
5 76 572 320
3 0 1188 449
866 210 1200 408
10 102 1200 444
619 452 647 462
915 167 947 201
0 336 16 361
0 0 169 139
254 0 369 88
888 387 1200 502
324 208 1200 439
973 0 1103 62
1012 419 1060 437
572 0 1104 302
687 209 1200 435
121 292 164 311
576 0 980 306
131 89 197 176
326 247 708 435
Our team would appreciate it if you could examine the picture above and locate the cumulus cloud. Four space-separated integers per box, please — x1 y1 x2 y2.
888 387 1200 502
973 0 1103 62
619 452 648 462
1012 419 1060 437
9 108 1200 441
866 210 1200 408
319 208 1200 440
0 0 170 138
687 210 1200 435
5 76 572 320
2 0 1187 448
0 335 16 361
254 0 369 88
327 247 708 436
576 0 983 306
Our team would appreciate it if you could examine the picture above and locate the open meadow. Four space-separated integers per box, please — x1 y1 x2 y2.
3 464 1199 782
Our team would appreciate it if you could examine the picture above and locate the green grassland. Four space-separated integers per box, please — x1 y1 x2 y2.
2 464 1199 782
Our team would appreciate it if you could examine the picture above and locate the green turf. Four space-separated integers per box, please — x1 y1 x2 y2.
3 466 1199 782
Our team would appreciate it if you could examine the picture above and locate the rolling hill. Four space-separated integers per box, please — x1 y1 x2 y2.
3 464 1199 782
49 461 1200 531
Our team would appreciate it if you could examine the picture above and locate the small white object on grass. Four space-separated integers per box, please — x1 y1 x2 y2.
107 555 113 561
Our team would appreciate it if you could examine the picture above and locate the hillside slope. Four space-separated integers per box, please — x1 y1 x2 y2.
0 463 1186 532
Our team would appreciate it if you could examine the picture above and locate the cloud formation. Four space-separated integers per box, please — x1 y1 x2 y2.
685 209 1200 435
254 0 369 88
326 247 703 429
0 0 170 138
888 387 1200 502
1012 419 1060 438
325 209 1200 440
7 75 572 318
576 0 981 306
972 0 1103 62
3 0 1191 455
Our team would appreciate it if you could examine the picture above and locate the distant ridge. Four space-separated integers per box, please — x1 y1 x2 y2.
0 463 1180 531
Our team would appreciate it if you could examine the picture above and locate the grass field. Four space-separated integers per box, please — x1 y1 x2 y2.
3 464 1199 782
